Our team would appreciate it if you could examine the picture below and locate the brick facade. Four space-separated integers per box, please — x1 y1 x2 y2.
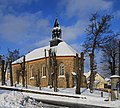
12 56 85 88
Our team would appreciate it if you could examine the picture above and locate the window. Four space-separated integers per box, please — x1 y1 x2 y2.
30 65 34 78
42 64 46 77
59 63 64 76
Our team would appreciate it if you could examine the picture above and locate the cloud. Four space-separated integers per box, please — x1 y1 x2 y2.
58 0 113 44
0 0 51 44
0 0 39 16
62 20 88 42
0 14 30 41
114 10 120 19
0 0 37 6
20 37 50 54
60 0 113 18
71 43 83 52
0 11 51 43
34 37 50 47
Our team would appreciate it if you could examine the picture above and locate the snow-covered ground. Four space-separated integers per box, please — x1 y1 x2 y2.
0 83 120 108
0 90 46 108
0 89 67 108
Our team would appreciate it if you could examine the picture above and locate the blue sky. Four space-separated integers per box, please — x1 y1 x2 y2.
0 0 120 70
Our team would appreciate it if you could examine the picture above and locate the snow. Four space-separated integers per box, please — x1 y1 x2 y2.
0 91 49 108
72 72 77 76
105 78 110 82
53 26 60 30
84 71 91 78
0 84 120 108
110 75 120 78
12 41 79 64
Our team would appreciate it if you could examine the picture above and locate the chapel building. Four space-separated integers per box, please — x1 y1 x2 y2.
12 18 86 88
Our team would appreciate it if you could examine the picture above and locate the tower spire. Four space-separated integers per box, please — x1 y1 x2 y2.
50 18 62 47
52 18 61 39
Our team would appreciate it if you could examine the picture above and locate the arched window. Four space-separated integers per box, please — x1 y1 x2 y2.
42 64 46 77
59 63 64 76
30 65 34 78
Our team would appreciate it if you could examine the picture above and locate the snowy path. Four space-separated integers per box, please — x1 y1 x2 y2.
0 86 120 108
24 91 120 108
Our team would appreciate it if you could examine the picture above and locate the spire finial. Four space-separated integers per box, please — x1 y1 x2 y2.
53 15 59 27
56 12 58 19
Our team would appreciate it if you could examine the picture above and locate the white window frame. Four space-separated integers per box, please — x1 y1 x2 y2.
42 64 46 78
59 63 65 76
30 65 34 79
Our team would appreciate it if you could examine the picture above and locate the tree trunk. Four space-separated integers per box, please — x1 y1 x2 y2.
75 53 81 94
9 58 13 86
112 57 115 75
25 69 27 88
22 56 25 87
54 65 57 92
16 70 20 84
4 61 8 81
119 41 120 93
65 72 69 88
48 49 52 87
53 52 57 92
37 69 41 90
89 53 94 93
35 75 38 87
80 52 84 87
119 41 120 76
1 60 5 85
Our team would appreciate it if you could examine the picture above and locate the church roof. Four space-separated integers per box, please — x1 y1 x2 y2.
12 41 79 64
84 71 105 79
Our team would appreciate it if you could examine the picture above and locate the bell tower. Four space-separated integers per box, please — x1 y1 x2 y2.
50 18 62 47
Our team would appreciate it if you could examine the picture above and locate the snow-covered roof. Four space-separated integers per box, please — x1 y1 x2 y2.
110 75 120 78
84 71 91 79
12 41 79 64
105 78 110 82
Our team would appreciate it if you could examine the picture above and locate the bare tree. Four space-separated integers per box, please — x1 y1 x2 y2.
7 49 20 86
0 49 20 86
75 53 81 94
101 38 119 76
52 52 58 92
75 52 84 94
22 56 25 87
8 49 20 62
65 72 69 88
48 49 52 87
9 57 13 86
119 41 120 75
1 59 5 85
0 55 9 86
38 69 41 90
83 13 113 93
80 52 84 87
